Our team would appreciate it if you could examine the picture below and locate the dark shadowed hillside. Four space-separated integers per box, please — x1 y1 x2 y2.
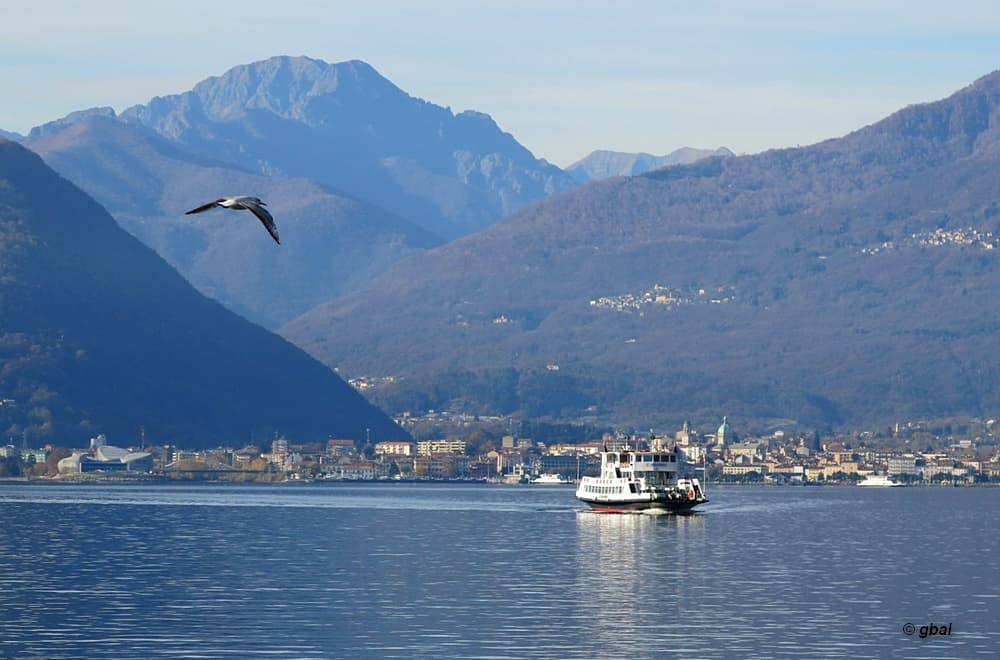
0 139 405 449
281 70 1000 433
25 114 438 328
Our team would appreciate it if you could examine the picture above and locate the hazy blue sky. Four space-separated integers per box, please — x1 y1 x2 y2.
4 1 1000 166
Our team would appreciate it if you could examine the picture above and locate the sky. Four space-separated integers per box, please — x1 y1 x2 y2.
3 1 1000 167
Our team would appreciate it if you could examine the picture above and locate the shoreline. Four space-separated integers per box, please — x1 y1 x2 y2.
2 476 997 488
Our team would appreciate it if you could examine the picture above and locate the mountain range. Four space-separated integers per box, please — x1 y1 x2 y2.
566 147 734 182
280 70 1000 433
10 56 1000 436
117 56 577 241
20 56 585 328
0 138 404 449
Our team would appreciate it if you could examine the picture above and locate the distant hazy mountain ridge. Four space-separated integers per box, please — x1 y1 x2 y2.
566 146 734 182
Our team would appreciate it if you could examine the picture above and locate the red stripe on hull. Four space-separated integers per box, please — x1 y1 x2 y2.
580 498 706 514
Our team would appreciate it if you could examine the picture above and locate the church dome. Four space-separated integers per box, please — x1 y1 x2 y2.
716 416 734 444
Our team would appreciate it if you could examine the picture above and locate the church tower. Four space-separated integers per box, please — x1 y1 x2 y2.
716 416 734 450
675 420 695 447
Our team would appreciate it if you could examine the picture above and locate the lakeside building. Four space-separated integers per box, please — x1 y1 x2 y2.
888 455 922 478
57 443 153 474
722 464 763 477
328 462 376 480
537 453 580 475
271 437 289 461
728 440 766 462
413 454 472 479
375 441 416 457
327 439 355 456
12 412 1000 484
417 439 466 456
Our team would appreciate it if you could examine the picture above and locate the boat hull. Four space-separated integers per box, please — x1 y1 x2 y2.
578 496 708 514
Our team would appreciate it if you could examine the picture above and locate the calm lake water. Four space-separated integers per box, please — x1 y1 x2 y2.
0 482 997 658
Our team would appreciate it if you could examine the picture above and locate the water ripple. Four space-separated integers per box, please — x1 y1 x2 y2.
0 483 997 657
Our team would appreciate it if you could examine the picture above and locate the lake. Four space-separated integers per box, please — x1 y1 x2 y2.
0 482 997 658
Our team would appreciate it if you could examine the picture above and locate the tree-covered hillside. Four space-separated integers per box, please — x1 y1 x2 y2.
0 139 405 448
281 70 1000 432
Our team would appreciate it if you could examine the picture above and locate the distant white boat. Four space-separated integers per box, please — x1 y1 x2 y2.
531 473 572 485
858 474 903 487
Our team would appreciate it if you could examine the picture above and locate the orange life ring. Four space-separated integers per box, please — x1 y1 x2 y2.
687 487 696 499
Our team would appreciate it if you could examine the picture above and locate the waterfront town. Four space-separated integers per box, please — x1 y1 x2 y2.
2 413 1000 486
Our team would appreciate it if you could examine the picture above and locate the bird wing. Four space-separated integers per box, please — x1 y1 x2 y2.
243 200 281 244
185 199 225 215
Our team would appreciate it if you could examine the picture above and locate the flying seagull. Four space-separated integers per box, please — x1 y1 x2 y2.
185 196 280 244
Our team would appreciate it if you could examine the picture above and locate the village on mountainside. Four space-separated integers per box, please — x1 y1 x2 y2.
3 413 1000 486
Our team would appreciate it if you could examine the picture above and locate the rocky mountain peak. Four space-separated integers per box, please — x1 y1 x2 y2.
121 56 410 133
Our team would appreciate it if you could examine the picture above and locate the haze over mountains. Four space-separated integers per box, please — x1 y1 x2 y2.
281 70 1000 433
0 138 404 449
566 147 734 182
25 111 438 328
119 56 577 241
21 56 588 328
10 55 1000 436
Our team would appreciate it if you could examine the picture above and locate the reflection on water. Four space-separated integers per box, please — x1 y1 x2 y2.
0 482 577 512
0 483 997 658
575 511 708 654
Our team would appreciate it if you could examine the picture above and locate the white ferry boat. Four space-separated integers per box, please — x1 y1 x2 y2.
531 473 572 485
576 442 708 513
858 474 903 487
